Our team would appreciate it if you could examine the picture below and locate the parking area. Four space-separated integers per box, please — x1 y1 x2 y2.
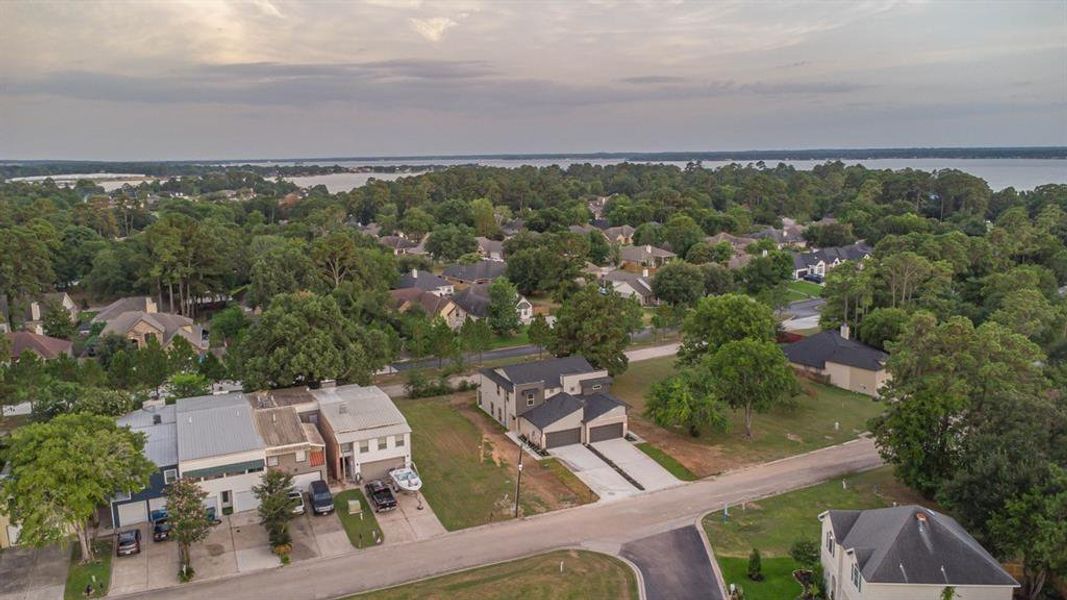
549 444 638 501
591 439 680 492
621 526 723 600
374 492 447 543
0 543 68 600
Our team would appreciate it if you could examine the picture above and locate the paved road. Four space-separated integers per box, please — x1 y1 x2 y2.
622 527 721 600
117 437 881 600
782 298 825 319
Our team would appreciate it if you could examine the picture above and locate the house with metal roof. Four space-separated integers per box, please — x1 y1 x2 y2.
312 385 413 483
819 505 1017 600
478 356 628 448
110 404 179 528
782 328 889 397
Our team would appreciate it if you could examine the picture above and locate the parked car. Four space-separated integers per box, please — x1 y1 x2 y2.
308 480 334 515
365 480 397 513
802 273 824 284
149 509 172 542
288 489 306 515
116 529 141 556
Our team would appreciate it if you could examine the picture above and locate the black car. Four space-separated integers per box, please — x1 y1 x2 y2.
308 480 334 515
152 518 172 542
116 529 141 556
802 273 824 284
365 480 397 513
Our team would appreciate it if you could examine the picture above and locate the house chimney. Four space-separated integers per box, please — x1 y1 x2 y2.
840 323 851 339
645 244 652 253
641 268 649 278
411 268 418 278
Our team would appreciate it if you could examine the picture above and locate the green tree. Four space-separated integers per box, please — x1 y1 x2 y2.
253 469 298 549
247 238 316 309
679 294 777 365
702 339 796 438
651 261 705 307
701 263 736 295
857 307 909 350
134 336 172 394
0 227 55 320
399 207 434 239
41 300 76 339
425 225 478 262
644 373 726 437
198 352 229 382
747 548 764 581
0 413 154 561
588 231 612 265
311 231 359 289
819 260 873 331
426 318 458 368
988 288 1063 344
168 372 210 400
664 214 705 258
487 277 521 336
550 285 642 375
802 222 855 247
209 305 249 347
527 313 553 360
459 317 493 364
167 477 213 579
470 198 498 237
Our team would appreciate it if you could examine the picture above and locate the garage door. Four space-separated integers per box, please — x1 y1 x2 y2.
588 422 624 443
116 501 148 527
293 471 322 490
148 497 167 511
359 457 406 482
234 490 258 513
544 428 582 448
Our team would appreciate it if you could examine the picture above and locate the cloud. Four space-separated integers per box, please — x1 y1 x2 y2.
620 76 687 85
408 17 457 41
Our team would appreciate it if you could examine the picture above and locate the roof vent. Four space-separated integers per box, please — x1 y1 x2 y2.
338 404 349 414
152 414 162 425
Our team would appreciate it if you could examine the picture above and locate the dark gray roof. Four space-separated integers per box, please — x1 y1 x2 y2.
396 270 450 291
494 356 596 389
793 242 872 270
602 270 653 297
782 330 887 371
827 506 1017 587
442 260 507 283
581 393 627 422
522 393 584 429
452 284 492 318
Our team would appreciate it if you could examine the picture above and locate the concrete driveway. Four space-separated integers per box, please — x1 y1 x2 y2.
549 444 638 501
621 527 722 600
306 510 352 558
374 492 446 543
592 439 680 492
0 543 68 600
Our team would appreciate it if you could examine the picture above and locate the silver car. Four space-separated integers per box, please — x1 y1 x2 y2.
288 489 305 515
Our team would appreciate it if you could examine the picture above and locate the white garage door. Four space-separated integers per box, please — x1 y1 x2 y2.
234 490 258 513
292 471 322 490
116 501 148 527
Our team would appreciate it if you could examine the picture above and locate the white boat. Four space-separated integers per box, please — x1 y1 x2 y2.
389 463 423 493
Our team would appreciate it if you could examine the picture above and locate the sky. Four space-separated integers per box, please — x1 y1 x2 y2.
1 0 1065 160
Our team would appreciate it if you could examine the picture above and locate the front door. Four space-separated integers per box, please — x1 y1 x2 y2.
220 490 233 510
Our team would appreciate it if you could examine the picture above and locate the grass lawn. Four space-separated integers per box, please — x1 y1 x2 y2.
787 280 823 299
64 540 111 599
354 550 639 599
540 458 599 504
487 327 529 350
702 467 928 600
612 356 885 475
334 489 384 548
635 443 697 481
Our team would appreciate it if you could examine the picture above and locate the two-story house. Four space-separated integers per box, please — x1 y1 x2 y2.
111 404 178 528
395 269 454 297
314 385 413 484
478 356 628 449
619 244 676 270
819 505 1018 600
253 406 328 490
452 283 534 325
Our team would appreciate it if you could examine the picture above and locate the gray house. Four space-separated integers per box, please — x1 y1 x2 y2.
111 405 178 528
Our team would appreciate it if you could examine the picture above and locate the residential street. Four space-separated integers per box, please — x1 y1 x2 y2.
115 436 881 600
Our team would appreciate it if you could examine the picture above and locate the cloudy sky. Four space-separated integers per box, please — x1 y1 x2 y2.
2 0 1064 160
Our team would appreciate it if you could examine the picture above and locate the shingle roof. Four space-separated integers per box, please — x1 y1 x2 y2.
93 296 155 323
7 331 73 360
175 393 265 462
782 330 887 371
379 235 418 250
452 284 492 318
619 245 676 262
100 310 206 349
395 270 451 291
827 505 1018 587
389 288 454 315
602 271 653 298
489 356 597 390
581 393 628 422
476 237 504 255
312 384 411 436
522 393 584 429
254 407 309 448
793 242 872 270
442 260 507 283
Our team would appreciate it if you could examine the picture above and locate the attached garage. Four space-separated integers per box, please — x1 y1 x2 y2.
588 422 624 443
116 501 148 527
544 427 582 448
293 471 323 490
234 490 258 513
360 457 407 482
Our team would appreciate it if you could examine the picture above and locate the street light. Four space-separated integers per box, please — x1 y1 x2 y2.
513 445 524 518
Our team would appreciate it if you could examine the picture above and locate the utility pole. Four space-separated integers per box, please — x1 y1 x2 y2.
513 444 524 518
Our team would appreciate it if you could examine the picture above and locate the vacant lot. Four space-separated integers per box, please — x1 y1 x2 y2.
612 356 884 477
702 468 928 600
355 550 638 600
397 393 596 530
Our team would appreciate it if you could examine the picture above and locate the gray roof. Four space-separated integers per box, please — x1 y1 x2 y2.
793 242 873 270
619 245 676 262
442 260 507 283
782 330 887 371
827 505 1018 587
118 404 178 467
452 284 492 318
176 393 265 462
581 393 627 422
476 237 504 255
522 393 584 429
487 356 597 391
93 296 154 323
312 384 411 436
602 270 653 298
396 270 451 291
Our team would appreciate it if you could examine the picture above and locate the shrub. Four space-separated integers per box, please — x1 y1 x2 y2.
790 539 820 568
747 548 764 582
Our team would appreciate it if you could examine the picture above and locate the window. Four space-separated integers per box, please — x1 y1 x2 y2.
378 437 388 450
267 456 279 467
395 435 405 447
359 440 370 454
295 450 306 463
850 564 862 591
526 397 535 407
826 531 835 555
163 469 178 484
591 384 602 391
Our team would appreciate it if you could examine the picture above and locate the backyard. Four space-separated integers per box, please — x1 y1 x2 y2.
612 356 885 477
354 550 639 599
702 467 928 600
397 393 597 530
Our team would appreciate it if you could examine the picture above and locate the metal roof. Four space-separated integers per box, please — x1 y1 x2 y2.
175 393 265 462
312 385 411 436
117 405 178 467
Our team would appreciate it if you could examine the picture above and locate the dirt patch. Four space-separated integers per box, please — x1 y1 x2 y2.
629 417 752 478
452 395 595 513
206 544 225 557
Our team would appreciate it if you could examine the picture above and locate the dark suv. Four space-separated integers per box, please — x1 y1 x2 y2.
308 480 334 515
116 529 141 556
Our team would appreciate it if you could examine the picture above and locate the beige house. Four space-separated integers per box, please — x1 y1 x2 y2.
820 506 1017 600
100 310 208 352
782 328 888 397
254 407 328 489
388 288 467 330
313 385 412 483
619 244 676 269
